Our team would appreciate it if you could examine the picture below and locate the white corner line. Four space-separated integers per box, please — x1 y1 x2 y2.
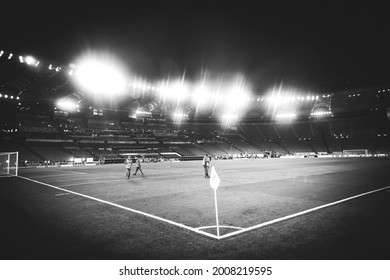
197 225 244 230
17 175 219 240
218 185 390 240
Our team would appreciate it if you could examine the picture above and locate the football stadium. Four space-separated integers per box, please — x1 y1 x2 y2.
1 4 390 265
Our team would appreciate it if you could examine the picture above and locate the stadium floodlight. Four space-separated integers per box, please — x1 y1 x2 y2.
310 110 333 117
220 112 240 129
276 112 296 119
156 78 190 103
265 85 307 106
72 52 129 96
135 110 151 115
219 76 252 116
173 112 188 118
130 79 153 93
265 85 323 119
224 88 248 108
24 56 37 65
222 114 238 120
56 99 78 112
191 82 212 108
68 63 76 76
172 110 189 124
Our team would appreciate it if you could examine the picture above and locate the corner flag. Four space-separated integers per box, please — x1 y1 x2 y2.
209 166 221 191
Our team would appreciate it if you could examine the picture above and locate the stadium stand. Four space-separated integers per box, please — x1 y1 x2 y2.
2 105 389 165
1 60 389 164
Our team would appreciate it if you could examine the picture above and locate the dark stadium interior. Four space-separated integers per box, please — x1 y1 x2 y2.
1 3 390 263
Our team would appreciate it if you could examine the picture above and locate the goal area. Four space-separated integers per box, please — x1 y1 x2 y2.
0 151 19 176
342 149 368 157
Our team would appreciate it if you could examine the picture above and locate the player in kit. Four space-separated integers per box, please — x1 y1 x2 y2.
133 156 144 176
202 154 211 178
125 156 133 179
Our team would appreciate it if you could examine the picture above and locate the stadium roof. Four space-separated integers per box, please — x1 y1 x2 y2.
1 2 390 120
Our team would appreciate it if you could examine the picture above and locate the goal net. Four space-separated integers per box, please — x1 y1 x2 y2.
342 149 368 157
0 152 19 176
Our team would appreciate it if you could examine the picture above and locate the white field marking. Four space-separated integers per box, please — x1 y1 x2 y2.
17 175 219 239
197 225 244 230
217 185 390 240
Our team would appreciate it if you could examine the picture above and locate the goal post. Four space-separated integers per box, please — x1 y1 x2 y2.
0 151 19 176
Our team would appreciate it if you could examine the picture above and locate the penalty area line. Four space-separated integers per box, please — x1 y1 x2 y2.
17 175 219 240
218 185 390 240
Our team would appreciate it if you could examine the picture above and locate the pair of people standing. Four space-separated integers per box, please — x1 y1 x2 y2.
125 156 144 179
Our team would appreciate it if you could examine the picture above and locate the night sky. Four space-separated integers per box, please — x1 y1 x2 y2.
1 2 389 94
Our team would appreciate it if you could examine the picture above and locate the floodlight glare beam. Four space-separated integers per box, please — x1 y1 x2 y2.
72 53 128 96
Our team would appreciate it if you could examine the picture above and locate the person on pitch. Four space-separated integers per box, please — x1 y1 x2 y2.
125 156 133 179
133 156 144 176
202 153 211 178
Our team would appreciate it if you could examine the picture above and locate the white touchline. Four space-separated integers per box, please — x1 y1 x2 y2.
18 175 219 239
218 185 390 240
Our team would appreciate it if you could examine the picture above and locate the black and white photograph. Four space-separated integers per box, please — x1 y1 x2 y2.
1 1 389 278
